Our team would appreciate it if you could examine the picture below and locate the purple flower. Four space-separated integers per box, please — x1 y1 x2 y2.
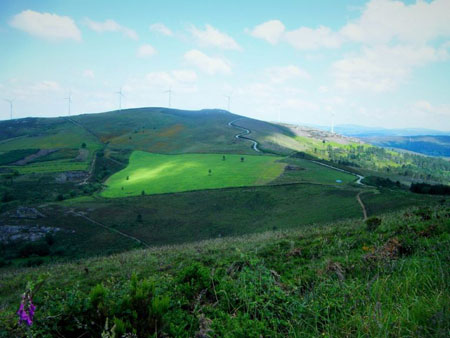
17 294 35 326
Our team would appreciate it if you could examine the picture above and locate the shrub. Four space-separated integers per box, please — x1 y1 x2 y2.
366 217 382 231
19 242 50 257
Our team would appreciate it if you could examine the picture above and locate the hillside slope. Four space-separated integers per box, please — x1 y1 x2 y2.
1 206 448 336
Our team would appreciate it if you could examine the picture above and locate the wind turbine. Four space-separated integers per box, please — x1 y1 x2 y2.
4 98 14 120
116 87 124 111
64 90 72 116
225 94 231 111
165 87 173 108
331 112 335 134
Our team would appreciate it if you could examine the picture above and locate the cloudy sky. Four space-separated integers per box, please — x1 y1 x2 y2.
1 0 450 130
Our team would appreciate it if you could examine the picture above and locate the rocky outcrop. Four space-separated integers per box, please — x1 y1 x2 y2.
0 225 64 243
4 206 46 219
55 171 88 183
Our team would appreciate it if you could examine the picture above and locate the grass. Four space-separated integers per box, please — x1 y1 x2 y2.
0 205 448 336
3 159 89 174
101 151 286 197
272 157 357 185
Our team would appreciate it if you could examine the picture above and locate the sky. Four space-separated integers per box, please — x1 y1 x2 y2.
0 0 450 130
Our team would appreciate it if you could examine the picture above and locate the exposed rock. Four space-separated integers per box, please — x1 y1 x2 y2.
0 225 63 243
13 149 58 166
55 171 88 183
4 206 46 219
285 165 305 171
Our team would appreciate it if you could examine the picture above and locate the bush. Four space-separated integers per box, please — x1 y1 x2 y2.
45 233 55 246
366 217 382 231
22 257 44 267
19 242 50 257
176 262 211 299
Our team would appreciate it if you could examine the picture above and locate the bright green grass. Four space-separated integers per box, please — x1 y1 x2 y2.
102 151 285 197
3 159 89 174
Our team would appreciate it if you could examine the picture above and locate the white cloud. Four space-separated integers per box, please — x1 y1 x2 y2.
284 98 320 112
189 24 241 50
249 20 341 50
249 20 285 44
318 86 328 93
333 44 448 92
284 26 342 50
137 44 157 58
171 70 197 83
82 69 95 79
31 80 62 92
84 18 138 40
340 0 450 45
9 10 81 41
150 23 173 36
184 49 231 75
123 69 198 100
265 65 311 83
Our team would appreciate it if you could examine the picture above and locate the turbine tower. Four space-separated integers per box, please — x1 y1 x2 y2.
225 94 231 111
64 90 72 116
4 99 14 120
116 87 124 111
165 87 172 108
331 112 335 134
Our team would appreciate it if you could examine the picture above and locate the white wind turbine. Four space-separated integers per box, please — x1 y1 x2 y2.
164 87 173 108
4 98 14 120
331 112 335 134
64 90 72 116
116 87 124 111
225 94 231 111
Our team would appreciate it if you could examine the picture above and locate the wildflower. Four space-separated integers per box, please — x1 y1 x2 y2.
17 293 36 326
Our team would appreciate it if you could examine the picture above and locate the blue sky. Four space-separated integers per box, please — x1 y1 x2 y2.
0 0 449 130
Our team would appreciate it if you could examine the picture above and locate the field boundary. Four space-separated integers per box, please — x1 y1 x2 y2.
71 209 150 248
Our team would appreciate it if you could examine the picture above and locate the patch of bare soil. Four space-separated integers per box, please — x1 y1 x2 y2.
75 148 89 161
13 149 58 165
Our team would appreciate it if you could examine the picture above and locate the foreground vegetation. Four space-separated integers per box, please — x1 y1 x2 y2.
0 206 448 336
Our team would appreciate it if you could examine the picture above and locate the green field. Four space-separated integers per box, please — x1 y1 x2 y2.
101 151 285 197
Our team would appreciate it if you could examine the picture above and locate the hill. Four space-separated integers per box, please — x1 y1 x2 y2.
360 135 450 158
0 205 448 336
0 107 448 268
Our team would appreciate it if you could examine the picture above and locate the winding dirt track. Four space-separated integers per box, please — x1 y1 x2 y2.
228 118 371 220
228 118 261 152
356 192 368 220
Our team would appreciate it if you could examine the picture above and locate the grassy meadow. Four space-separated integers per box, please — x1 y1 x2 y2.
101 151 286 197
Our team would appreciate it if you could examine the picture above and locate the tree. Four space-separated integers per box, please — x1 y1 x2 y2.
136 213 143 222
208 169 212 176
241 157 244 162
222 155 226 161
81 142 87 149
126 176 129 180
141 190 145 196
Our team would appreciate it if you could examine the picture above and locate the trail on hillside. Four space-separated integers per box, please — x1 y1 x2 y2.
356 191 368 220
228 118 261 153
71 209 150 248
65 117 104 185
310 160 365 185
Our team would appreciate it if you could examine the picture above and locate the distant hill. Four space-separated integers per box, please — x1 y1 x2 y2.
302 123 450 137
333 124 450 137
360 135 450 157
